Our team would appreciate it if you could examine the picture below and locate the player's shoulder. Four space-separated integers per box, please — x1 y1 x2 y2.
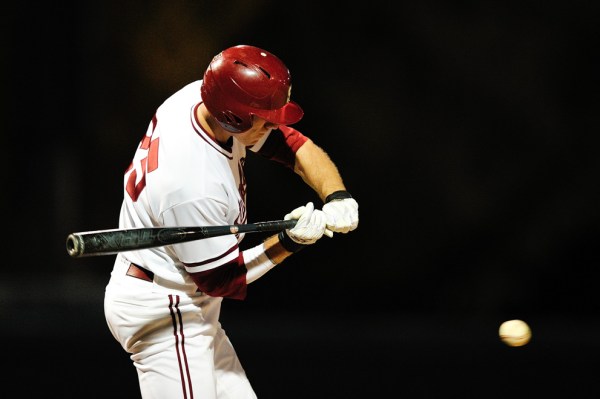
178 80 202 99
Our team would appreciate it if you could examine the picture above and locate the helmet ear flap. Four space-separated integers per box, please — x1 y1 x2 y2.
224 111 243 126
220 111 247 133
200 45 303 133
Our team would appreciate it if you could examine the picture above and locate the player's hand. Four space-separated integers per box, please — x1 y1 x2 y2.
284 202 328 244
323 196 359 234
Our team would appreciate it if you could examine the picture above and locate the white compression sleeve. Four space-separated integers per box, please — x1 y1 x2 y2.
243 243 277 284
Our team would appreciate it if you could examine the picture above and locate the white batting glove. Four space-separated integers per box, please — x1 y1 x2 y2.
284 202 328 244
322 192 359 234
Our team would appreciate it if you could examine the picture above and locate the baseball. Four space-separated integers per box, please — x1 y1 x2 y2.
499 319 531 347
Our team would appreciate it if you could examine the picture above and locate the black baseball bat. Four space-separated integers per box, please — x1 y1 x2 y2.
66 219 297 258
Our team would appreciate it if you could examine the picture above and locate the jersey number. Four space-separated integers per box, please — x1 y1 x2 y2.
126 127 160 201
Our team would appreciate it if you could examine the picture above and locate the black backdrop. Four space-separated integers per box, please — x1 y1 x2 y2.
4 2 600 398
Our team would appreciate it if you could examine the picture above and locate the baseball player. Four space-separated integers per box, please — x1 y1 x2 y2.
104 45 359 399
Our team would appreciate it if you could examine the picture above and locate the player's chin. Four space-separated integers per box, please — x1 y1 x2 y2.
250 130 271 144
241 137 261 147
257 127 273 135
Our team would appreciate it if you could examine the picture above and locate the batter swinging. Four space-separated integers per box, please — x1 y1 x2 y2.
103 45 359 398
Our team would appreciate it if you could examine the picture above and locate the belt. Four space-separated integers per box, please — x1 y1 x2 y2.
126 263 154 282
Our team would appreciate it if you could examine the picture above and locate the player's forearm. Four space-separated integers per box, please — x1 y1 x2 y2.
244 234 295 284
293 139 347 202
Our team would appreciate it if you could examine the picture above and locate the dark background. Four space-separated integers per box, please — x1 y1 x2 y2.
4 1 599 398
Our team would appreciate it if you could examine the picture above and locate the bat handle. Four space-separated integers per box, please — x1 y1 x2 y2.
254 219 297 231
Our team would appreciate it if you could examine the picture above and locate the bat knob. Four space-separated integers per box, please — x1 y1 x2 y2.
66 234 84 257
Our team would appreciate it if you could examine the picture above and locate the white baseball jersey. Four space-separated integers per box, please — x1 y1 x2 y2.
116 79 307 296
119 80 251 294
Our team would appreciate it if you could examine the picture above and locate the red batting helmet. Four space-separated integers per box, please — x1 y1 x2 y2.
200 45 304 133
